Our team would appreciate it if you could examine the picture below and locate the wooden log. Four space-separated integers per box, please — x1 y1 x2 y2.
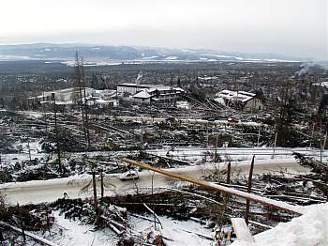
129 213 155 222
166 188 224 206
231 218 255 244
181 228 213 240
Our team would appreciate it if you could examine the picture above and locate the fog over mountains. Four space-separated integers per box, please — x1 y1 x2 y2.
0 43 303 63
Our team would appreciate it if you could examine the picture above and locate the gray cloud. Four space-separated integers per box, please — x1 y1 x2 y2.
0 0 327 60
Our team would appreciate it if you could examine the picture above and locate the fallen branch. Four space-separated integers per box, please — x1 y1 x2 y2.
143 203 163 229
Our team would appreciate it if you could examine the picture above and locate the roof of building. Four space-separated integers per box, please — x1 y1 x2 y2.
216 90 256 103
117 83 151 88
132 86 184 100
147 87 184 93
132 90 152 99
117 83 185 92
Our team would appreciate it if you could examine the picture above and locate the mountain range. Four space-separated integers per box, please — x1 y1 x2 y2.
0 43 302 63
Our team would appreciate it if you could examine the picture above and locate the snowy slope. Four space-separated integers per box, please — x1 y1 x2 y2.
232 203 328 246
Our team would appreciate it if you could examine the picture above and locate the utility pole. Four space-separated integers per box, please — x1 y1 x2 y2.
79 55 90 150
74 52 83 105
245 155 255 224
52 93 62 173
226 161 231 184
27 138 32 162
257 127 261 147
83 95 90 150
309 123 315 149
320 131 327 163
206 122 209 149
215 134 219 162
41 84 48 135
92 170 98 211
115 88 118 107
100 169 104 199
271 130 278 159
151 171 157 230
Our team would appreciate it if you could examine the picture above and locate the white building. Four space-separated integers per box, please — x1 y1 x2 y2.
117 83 152 95
28 87 118 108
117 83 185 104
214 90 263 111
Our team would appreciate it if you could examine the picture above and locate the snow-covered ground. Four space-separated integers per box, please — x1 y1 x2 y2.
48 211 116 246
130 215 213 246
12 138 43 155
30 198 328 246
232 203 328 246
36 211 212 246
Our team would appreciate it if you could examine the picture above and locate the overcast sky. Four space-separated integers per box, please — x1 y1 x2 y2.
0 0 327 59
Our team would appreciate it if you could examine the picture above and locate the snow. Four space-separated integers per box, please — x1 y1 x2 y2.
141 55 159 59
231 218 254 243
17 110 44 119
231 203 328 246
0 55 33 61
165 56 178 60
214 97 226 105
148 146 328 163
313 81 328 88
215 90 256 103
130 215 212 246
50 211 116 246
198 76 218 80
42 212 212 246
176 101 190 110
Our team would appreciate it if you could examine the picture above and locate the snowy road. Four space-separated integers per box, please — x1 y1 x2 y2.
0 159 309 205
2 146 327 167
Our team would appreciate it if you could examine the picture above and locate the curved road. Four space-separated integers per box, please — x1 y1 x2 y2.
0 159 309 205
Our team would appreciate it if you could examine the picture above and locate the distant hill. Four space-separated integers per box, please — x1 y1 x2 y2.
0 43 302 63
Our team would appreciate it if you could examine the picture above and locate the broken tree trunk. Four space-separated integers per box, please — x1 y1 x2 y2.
122 158 303 214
